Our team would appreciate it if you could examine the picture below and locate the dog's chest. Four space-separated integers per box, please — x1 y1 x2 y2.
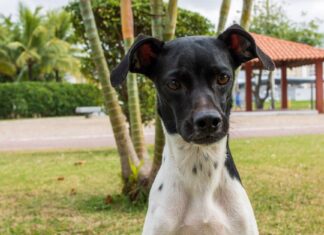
143 137 257 235
176 193 231 235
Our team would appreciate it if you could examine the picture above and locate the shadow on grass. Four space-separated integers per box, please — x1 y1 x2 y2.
76 194 147 214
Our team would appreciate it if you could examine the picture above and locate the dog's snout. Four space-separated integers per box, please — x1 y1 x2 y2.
193 111 221 132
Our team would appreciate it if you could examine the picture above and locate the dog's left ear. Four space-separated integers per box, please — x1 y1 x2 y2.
111 34 164 86
218 24 275 71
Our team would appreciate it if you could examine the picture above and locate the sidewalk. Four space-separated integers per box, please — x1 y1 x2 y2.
0 112 323 151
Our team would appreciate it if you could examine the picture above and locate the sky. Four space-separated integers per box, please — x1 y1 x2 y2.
0 0 323 33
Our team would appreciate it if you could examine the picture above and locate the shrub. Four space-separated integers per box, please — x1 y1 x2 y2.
0 82 103 119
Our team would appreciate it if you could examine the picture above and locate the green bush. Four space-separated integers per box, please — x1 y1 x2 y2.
0 82 103 119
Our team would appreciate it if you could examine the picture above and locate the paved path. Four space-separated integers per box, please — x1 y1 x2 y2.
1 112 324 151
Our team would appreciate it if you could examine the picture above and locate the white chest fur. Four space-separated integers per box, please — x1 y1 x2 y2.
142 133 259 235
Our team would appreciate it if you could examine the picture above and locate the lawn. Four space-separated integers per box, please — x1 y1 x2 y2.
0 135 323 235
253 100 314 111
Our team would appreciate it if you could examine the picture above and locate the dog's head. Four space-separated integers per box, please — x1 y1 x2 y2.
112 24 274 145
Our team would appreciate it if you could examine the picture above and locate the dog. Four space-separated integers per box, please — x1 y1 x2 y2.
111 24 275 235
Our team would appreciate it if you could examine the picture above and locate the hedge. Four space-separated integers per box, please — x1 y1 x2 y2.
0 82 103 119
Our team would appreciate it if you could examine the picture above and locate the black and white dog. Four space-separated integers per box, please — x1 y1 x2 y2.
112 24 274 235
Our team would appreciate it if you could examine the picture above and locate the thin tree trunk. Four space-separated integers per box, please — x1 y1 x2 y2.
235 0 253 105
149 0 179 183
55 69 61 82
27 62 33 81
217 0 231 35
163 0 178 41
79 0 139 193
149 0 165 182
240 0 253 29
121 0 149 162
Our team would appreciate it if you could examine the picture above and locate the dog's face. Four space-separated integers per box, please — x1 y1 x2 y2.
112 24 274 145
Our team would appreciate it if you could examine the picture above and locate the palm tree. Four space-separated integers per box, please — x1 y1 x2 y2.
0 23 16 78
8 3 46 81
149 0 165 182
240 0 253 29
40 10 81 81
79 0 140 194
120 0 149 161
78 0 180 200
217 0 231 35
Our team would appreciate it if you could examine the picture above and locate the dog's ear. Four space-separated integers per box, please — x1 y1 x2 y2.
111 34 164 86
218 24 275 71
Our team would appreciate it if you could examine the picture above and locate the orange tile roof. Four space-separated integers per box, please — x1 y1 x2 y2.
249 33 324 68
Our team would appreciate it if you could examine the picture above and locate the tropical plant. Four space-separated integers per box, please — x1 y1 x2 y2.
240 0 253 29
217 0 231 35
78 0 180 201
7 3 46 81
149 0 178 181
120 0 148 161
0 4 80 82
79 0 140 198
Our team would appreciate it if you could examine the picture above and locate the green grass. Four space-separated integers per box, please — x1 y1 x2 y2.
0 135 323 235
253 100 314 111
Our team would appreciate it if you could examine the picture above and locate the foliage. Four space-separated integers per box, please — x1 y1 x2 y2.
250 0 323 46
0 3 80 82
0 135 323 234
66 0 214 123
0 82 102 119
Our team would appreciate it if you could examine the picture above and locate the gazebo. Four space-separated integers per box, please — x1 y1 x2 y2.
244 33 324 113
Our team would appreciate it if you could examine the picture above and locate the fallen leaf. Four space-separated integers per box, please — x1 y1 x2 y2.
70 188 77 195
104 195 113 205
74 160 86 166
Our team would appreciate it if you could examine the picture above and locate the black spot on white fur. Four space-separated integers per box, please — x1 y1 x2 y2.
192 165 197 175
158 183 163 191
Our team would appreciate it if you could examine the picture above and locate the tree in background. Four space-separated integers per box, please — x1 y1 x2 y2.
78 0 180 201
0 3 80 82
250 0 323 109
148 0 179 183
79 0 139 198
120 0 148 162
0 18 17 80
240 0 253 29
217 0 231 35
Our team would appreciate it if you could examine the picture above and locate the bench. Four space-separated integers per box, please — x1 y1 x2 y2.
75 106 104 118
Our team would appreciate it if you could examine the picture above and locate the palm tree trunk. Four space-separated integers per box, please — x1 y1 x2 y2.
79 0 139 193
149 0 179 182
235 0 253 107
121 0 149 162
149 0 165 181
240 0 253 29
163 0 178 41
217 0 231 35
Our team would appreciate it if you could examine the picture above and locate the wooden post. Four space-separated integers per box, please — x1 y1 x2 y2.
245 63 253 111
315 61 324 113
281 65 288 109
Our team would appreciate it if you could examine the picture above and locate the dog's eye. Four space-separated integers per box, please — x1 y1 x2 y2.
216 74 230 85
167 80 181 90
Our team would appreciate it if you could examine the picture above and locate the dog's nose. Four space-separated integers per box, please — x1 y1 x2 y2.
193 111 221 132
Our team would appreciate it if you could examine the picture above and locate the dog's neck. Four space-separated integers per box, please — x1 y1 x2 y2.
163 130 227 195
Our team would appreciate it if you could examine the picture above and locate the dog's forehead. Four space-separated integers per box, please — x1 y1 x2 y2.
158 36 233 73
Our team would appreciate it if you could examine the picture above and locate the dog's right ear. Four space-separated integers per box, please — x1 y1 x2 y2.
111 34 164 86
